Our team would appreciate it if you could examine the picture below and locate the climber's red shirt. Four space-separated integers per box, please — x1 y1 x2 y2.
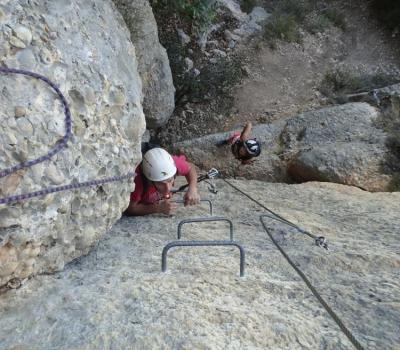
130 155 190 204
227 131 241 145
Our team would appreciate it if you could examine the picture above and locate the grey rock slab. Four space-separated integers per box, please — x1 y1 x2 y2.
173 119 288 182
289 142 392 191
174 103 395 191
0 180 399 349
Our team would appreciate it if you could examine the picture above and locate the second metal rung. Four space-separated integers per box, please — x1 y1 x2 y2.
161 240 245 277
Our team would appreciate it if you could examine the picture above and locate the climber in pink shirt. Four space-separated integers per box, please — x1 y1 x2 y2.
216 122 261 164
124 148 200 216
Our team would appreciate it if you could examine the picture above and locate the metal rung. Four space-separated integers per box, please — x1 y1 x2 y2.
161 240 245 277
177 217 233 240
172 199 213 215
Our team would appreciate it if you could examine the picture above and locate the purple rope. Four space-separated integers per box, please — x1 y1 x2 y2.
0 172 135 205
0 67 135 205
0 67 72 178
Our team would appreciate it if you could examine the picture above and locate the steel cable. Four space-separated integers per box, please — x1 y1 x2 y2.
223 178 365 350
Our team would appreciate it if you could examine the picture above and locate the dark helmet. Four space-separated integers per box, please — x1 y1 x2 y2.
244 139 261 157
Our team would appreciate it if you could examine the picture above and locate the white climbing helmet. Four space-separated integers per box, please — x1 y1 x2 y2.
142 148 177 182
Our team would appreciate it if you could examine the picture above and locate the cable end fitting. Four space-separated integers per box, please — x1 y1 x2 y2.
315 236 328 250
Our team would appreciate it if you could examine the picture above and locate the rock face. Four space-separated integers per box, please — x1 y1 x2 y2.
0 180 399 349
375 83 400 103
281 103 391 191
0 0 145 286
174 102 397 191
173 119 289 181
113 0 175 128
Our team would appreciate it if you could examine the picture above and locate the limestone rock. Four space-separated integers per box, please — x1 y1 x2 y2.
174 103 396 191
173 119 288 182
281 103 393 191
113 0 175 128
12 25 32 46
288 142 391 191
280 103 384 148
0 0 145 286
374 83 400 101
217 1 270 39
177 28 191 45
0 180 399 349
217 0 247 22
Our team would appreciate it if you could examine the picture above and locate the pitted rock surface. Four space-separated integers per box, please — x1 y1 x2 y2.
0 180 399 349
0 0 145 286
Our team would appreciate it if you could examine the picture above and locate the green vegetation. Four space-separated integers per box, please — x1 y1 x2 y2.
320 69 400 103
264 0 310 45
263 0 346 46
264 15 301 44
274 0 311 22
172 52 244 106
240 0 257 14
150 0 217 35
182 56 244 102
150 0 244 107
322 8 346 31
306 8 346 34
159 31 244 106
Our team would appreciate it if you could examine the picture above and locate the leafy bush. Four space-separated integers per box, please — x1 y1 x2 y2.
176 56 244 104
306 14 331 34
150 1 244 106
157 27 244 107
240 0 257 14
306 7 346 33
320 69 400 102
150 0 217 35
275 0 311 22
263 0 311 45
264 0 346 46
323 8 346 31
264 15 301 45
